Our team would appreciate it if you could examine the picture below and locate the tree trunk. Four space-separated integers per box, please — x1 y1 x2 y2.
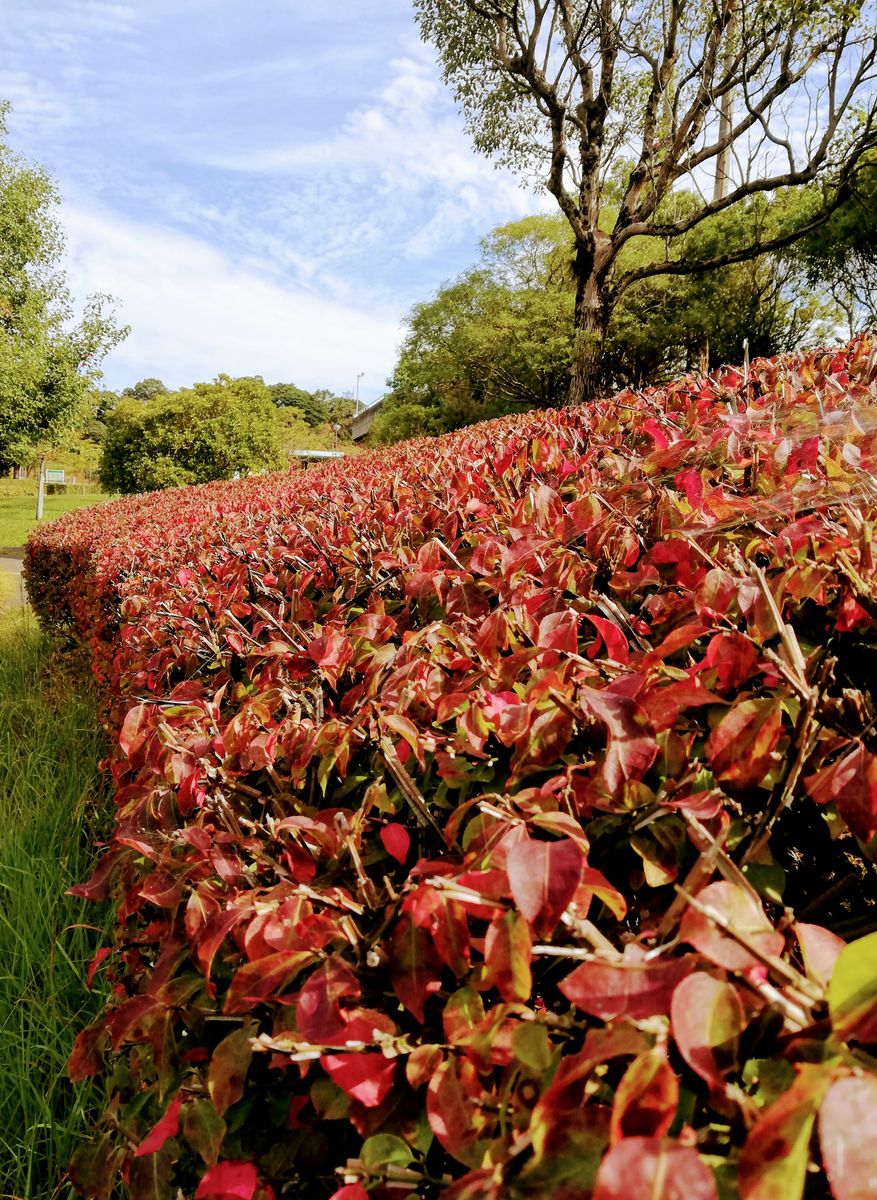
569 269 609 405
713 10 736 202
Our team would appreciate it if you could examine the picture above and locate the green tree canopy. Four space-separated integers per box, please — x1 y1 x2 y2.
121 378 169 403
786 153 877 334
98 375 284 494
375 206 838 443
0 103 127 472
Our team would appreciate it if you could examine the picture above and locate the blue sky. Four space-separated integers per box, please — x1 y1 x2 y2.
0 1 539 403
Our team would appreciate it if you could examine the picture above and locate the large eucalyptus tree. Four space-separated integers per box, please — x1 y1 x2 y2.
414 0 877 400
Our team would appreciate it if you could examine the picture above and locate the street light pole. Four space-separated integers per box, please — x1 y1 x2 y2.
355 372 364 417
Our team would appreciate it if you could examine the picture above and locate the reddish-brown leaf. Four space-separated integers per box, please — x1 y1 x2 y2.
738 1063 831 1200
805 742 877 841
680 882 784 971
427 1055 491 1168
67 1020 108 1082
223 950 315 1015
609 1047 679 1144
670 972 745 1092
296 957 362 1044
580 686 658 791
388 912 444 1022
706 699 783 788
560 951 694 1021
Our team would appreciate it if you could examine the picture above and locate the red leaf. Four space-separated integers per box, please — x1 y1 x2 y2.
506 835 584 936
296 958 361 1043
706 699 783 788
805 742 877 842
537 609 579 653
702 630 759 690
307 628 351 687
609 1047 679 1144
134 1095 182 1157
86 946 113 991
560 951 695 1021
119 703 152 759
576 867 628 920
380 822 410 865
405 886 470 975
638 677 721 734
671 972 745 1092
194 1161 259 1200
530 1025 647 1160
819 1074 877 1200
321 1052 396 1108
388 912 444 1021
328 1187 369 1200
583 614 629 663
593 1137 717 1200
679 882 784 971
67 846 126 901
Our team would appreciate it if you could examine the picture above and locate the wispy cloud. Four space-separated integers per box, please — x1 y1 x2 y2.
63 205 403 400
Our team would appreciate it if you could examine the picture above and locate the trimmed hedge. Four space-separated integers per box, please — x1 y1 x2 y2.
26 335 877 1200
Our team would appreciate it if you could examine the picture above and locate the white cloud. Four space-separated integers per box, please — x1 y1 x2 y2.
62 205 403 400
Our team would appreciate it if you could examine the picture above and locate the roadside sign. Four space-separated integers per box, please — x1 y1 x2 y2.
45 468 65 484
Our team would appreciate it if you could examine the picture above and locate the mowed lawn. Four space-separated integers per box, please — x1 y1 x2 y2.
0 492 110 548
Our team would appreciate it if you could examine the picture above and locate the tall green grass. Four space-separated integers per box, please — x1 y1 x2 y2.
0 609 112 1200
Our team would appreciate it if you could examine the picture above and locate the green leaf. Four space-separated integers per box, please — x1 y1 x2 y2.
182 1099 226 1167
828 930 877 1044
512 1022 553 1073
361 1133 415 1171
208 1024 254 1116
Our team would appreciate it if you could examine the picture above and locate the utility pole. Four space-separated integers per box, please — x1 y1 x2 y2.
35 454 46 521
355 372 364 417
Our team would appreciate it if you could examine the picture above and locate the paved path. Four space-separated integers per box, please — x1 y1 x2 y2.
0 548 26 611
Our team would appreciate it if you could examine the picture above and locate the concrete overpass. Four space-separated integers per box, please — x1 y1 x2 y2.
352 399 384 442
